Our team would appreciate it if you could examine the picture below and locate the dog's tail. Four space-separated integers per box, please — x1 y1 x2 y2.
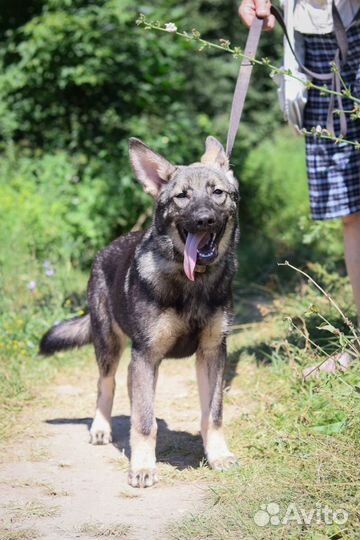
39 313 92 355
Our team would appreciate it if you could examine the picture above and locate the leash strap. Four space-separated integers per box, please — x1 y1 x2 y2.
225 16 264 157
226 3 348 157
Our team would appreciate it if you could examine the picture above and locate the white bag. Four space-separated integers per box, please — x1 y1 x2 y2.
274 62 308 131
274 0 310 131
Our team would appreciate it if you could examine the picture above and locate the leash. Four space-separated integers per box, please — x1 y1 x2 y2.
226 15 264 158
226 2 348 158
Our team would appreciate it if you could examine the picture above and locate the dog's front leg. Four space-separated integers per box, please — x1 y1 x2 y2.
196 340 237 470
128 349 159 488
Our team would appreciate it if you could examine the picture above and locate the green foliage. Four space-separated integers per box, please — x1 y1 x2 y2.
0 0 282 259
238 127 344 282
0 146 151 265
0 0 286 275
0 0 242 157
240 127 308 243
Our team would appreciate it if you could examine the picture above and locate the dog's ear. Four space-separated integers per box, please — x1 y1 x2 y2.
201 136 239 192
201 136 229 171
129 138 176 198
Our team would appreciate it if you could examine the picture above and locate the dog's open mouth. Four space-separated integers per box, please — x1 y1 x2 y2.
178 227 222 281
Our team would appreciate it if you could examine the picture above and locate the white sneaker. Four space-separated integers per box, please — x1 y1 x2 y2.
302 351 356 378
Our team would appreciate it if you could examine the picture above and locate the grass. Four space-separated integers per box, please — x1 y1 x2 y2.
0 479 70 497
169 269 360 540
45 486 70 497
0 247 90 442
78 522 130 538
5 500 60 520
0 528 41 540
170 369 360 539
117 489 141 498
28 447 51 463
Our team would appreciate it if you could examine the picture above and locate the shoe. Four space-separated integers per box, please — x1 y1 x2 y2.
302 351 356 378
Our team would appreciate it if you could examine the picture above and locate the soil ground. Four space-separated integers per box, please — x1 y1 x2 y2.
0 351 238 540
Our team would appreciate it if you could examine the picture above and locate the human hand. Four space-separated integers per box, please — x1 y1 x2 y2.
238 0 275 30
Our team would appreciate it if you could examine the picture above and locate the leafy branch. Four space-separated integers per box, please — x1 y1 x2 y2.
137 14 360 149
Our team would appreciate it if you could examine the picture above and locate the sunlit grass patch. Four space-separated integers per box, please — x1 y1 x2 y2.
170 276 360 540
171 360 360 539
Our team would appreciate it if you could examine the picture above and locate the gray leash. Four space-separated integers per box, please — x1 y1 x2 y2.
226 15 264 157
226 2 349 158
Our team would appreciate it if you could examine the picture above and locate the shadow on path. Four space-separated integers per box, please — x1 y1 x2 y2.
46 415 204 470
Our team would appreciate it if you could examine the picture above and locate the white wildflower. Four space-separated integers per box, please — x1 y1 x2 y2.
164 22 177 32
315 125 322 134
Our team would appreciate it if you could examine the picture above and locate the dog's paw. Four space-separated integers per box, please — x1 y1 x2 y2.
209 454 238 471
89 419 112 445
128 468 159 488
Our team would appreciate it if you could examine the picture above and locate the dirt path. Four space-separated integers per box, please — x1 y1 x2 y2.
0 352 235 540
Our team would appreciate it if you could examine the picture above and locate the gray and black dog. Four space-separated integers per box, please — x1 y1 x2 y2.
40 136 239 488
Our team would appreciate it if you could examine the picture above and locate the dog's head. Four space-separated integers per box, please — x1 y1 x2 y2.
129 136 239 281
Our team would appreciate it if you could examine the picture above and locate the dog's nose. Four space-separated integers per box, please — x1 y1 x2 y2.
196 212 216 228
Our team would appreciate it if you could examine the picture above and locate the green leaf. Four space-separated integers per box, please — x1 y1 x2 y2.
310 421 346 435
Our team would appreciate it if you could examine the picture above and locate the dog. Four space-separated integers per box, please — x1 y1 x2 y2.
40 136 239 488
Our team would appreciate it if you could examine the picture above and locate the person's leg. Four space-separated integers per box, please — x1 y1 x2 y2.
301 21 360 377
343 212 360 327
303 213 360 378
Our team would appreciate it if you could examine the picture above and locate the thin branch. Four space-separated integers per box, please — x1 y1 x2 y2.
278 260 359 343
137 15 360 107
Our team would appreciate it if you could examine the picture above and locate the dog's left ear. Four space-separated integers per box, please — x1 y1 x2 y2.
201 136 229 170
129 138 176 198
201 136 238 191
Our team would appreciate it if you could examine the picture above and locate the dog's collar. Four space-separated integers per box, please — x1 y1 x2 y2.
195 265 207 274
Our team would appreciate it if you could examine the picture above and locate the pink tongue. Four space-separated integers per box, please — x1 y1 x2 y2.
183 232 208 281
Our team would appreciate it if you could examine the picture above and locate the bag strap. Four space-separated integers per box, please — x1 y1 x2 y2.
271 5 331 81
272 2 348 136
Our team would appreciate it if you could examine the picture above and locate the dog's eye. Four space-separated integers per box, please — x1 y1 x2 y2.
175 192 187 199
213 189 224 196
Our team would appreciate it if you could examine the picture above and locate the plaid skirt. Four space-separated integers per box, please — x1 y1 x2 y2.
303 14 360 220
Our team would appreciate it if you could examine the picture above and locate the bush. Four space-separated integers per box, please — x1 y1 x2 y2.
238 127 343 281
0 146 153 267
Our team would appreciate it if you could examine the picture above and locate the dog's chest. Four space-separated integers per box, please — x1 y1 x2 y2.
145 305 224 360
165 329 200 359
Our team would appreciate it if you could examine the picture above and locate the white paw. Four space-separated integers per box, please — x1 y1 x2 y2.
204 429 237 470
89 417 112 445
208 453 238 471
128 468 159 488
